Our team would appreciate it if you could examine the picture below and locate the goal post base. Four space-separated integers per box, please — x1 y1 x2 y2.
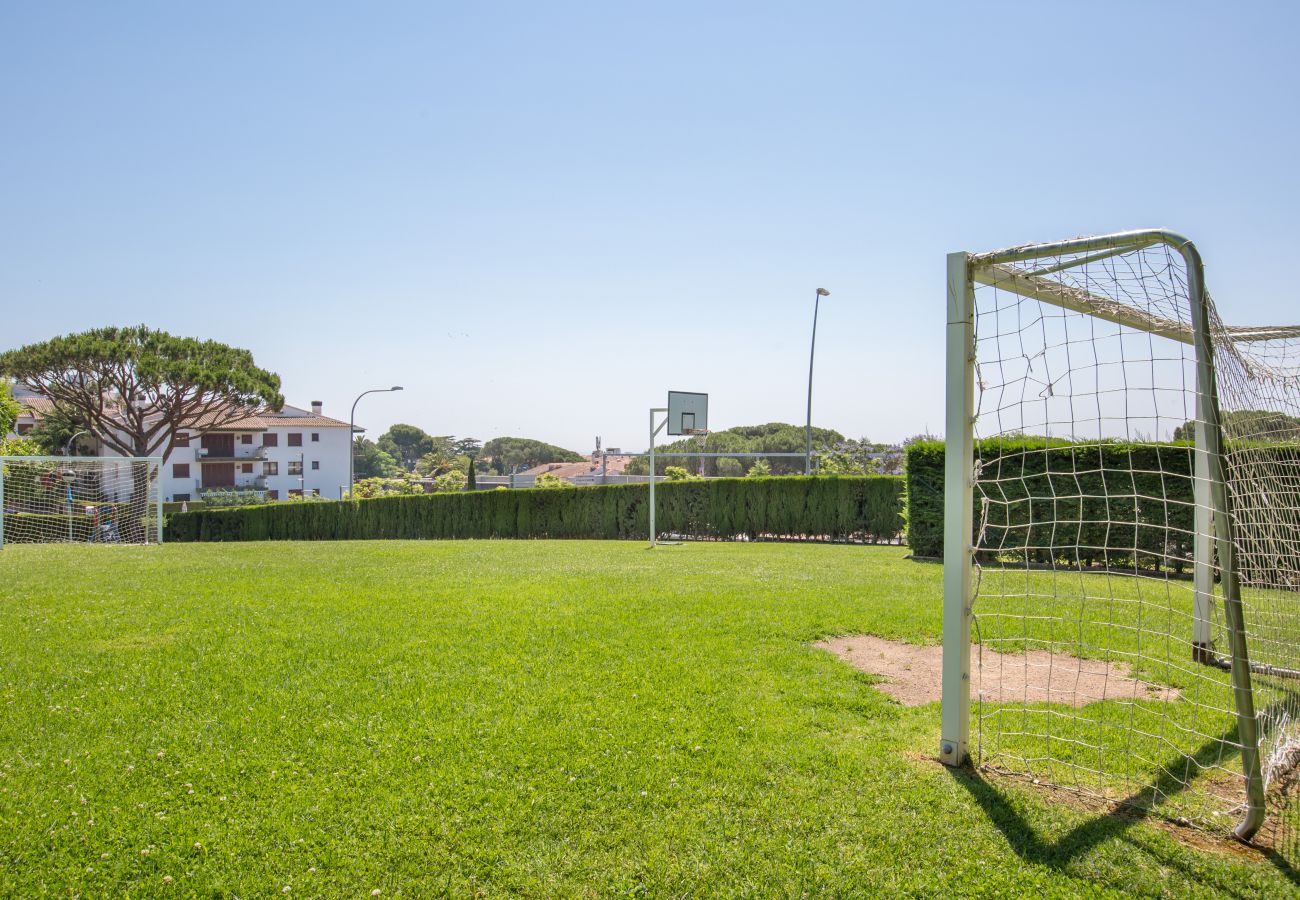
938 740 968 767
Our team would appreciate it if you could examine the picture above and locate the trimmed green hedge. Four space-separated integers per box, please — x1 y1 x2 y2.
902 441 946 558
2 513 100 543
905 438 1199 570
166 476 905 543
1 512 158 543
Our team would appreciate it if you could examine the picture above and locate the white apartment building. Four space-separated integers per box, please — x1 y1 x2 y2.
10 390 355 502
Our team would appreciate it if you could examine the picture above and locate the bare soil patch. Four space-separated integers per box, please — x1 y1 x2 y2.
815 635 1179 707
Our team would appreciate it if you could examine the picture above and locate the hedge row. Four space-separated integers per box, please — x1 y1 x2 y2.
166 476 905 543
1 513 158 543
2 513 101 543
905 438 1202 570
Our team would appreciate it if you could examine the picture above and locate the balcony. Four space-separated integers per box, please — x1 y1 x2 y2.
195 446 268 462
199 475 268 492
198 487 271 504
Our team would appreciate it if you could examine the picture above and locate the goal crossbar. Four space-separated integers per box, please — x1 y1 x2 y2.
973 256 1300 348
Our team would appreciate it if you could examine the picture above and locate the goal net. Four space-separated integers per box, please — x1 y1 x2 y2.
0 456 163 546
940 230 1300 860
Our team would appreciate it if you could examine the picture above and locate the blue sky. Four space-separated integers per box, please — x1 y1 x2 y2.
4 2 1298 452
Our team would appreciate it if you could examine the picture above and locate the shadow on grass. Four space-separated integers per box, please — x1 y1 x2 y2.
946 727 1299 893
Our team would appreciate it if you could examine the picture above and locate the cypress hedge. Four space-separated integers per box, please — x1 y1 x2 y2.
1 511 157 543
166 476 905 544
2 513 100 543
905 437 1202 571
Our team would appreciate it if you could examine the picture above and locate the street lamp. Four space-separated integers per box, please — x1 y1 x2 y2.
806 288 830 475
348 386 404 493
65 430 90 456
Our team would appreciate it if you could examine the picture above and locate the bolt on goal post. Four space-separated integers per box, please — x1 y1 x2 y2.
0 456 164 548
938 229 1300 847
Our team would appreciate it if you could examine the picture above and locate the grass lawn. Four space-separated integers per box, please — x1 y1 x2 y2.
0 541 1294 897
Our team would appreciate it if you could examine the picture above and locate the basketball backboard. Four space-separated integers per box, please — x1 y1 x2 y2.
667 391 708 436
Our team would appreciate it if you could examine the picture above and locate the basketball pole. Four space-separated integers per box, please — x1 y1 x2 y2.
648 407 668 548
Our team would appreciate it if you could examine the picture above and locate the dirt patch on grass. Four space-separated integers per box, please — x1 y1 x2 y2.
815 635 1179 707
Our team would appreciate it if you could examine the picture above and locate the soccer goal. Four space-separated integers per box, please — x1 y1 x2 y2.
940 229 1300 857
0 456 163 547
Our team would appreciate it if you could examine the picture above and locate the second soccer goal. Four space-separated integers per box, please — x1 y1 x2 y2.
939 228 1300 859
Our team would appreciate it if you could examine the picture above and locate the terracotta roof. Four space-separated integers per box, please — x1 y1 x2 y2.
190 409 353 431
595 454 636 475
16 396 55 420
14 393 352 431
523 461 600 479
521 454 637 479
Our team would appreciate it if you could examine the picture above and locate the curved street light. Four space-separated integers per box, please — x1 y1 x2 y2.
65 430 90 456
806 288 830 475
349 386 404 493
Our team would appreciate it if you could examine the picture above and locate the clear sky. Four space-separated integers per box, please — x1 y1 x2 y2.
3 2 1298 452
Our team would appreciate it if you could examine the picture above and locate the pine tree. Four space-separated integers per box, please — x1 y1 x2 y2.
466 458 477 491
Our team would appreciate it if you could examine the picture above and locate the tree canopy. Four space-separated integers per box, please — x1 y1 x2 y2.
352 437 399 479
816 438 904 476
452 438 481 459
376 424 438 470
626 422 845 476
1172 410 1300 443
25 403 97 455
0 383 19 437
481 437 583 473
414 439 462 478
374 427 487 474
0 382 38 456
0 326 282 460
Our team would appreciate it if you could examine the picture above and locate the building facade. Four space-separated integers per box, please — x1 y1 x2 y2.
9 391 355 502
159 402 353 501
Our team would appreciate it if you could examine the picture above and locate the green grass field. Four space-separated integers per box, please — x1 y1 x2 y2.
1 541 1294 897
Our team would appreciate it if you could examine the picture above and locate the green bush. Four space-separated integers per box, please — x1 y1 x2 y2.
905 437 1201 570
2 511 157 543
902 440 945 558
200 489 267 508
167 476 905 544
3 513 99 542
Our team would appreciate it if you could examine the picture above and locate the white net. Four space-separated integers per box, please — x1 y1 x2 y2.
958 232 1300 859
0 456 162 546
1216 330 1300 854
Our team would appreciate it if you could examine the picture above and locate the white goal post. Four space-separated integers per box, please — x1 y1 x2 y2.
0 456 164 547
940 229 1300 854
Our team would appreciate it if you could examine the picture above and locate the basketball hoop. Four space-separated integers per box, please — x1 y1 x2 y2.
650 391 711 548
667 392 708 436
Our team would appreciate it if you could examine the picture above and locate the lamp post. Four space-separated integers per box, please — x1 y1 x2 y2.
348 386 404 494
65 430 90 456
806 288 830 475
